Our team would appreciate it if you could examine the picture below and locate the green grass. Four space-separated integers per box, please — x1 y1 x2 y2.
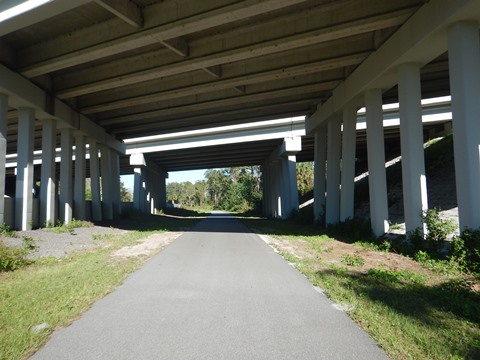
341 254 364 267
306 266 480 359
0 213 203 360
44 219 94 234
241 217 480 360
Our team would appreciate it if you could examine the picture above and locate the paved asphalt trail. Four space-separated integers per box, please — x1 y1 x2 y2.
31 213 389 359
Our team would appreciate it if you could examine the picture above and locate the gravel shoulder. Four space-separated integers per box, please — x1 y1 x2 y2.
1 225 128 259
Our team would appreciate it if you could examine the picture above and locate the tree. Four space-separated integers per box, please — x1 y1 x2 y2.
296 162 314 198
205 169 230 207
120 181 132 202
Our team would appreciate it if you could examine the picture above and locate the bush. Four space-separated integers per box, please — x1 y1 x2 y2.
0 223 17 238
408 208 456 253
0 243 30 271
450 230 480 274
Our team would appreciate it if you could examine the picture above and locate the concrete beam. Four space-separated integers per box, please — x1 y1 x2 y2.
161 37 189 57
20 0 310 78
99 83 332 125
0 63 124 153
124 117 305 155
306 0 480 133
80 53 361 114
95 0 143 28
56 10 411 98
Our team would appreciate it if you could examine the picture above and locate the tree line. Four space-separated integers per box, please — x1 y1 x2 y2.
166 162 314 212
167 166 262 212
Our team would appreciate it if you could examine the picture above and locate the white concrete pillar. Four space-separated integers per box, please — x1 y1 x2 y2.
100 145 113 220
398 63 428 233
74 134 86 220
147 170 154 214
340 106 357 222
313 127 327 223
365 89 389 236
40 119 57 226
279 158 289 219
59 128 73 224
272 161 282 218
15 108 35 230
159 172 167 210
261 164 269 216
326 115 342 225
448 21 480 232
279 155 299 218
89 139 102 221
264 163 272 217
111 152 121 218
0 93 7 225
133 166 146 212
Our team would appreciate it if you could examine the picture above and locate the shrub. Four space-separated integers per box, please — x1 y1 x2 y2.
408 208 457 253
0 223 17 238
450 230 480 274
22 236 36 251
0 243 30 271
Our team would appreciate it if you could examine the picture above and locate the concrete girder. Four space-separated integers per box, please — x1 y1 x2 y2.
162 37 189 58
95 0 143 28
19 0 311 78
0 63 124 154
110 99 314 138
98 82 337 126
80 53 364 114
306 0 480 133
125 117 305 155
55 9 412 99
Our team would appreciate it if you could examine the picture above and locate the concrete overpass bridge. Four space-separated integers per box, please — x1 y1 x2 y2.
0 0 478 236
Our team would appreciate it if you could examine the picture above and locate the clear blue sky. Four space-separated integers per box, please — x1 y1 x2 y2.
121 169 207 193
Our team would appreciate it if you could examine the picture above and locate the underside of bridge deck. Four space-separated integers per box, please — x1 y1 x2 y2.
0 0 450 172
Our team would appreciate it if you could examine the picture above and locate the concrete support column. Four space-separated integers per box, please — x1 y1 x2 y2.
89 139 102 221
15 108 35 230
271 161 281 218
264 164 273 217
147 170 153 214
74 134 86 221
326 115 342 225
279 158 289 219
159 172 167 210
313 127 327 223
133 166 146 212
59 128 73 224
398 63 428 233
0 93 7 224
270 162 282 218
448 21 480 232
40 119 57 226
278 155 298 219
100 145 113 220
340 106 357 222
111 152 121 218
365 89 389 236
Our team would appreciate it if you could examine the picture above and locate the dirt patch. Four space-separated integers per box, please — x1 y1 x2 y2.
112 232 182 258
258 233 449 284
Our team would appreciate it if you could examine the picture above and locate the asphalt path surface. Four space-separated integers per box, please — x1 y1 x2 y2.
31 213 389 359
